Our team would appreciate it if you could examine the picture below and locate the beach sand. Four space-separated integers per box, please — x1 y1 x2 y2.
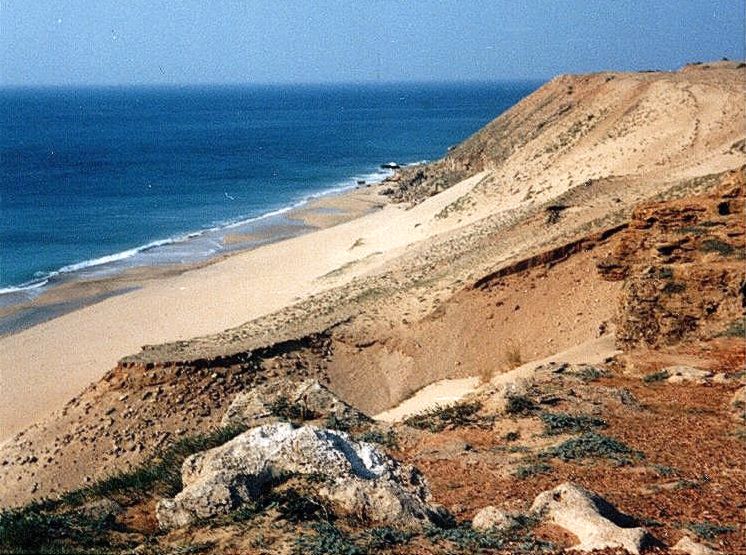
0 175 486 439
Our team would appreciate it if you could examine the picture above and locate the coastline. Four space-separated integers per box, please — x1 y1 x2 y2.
0 180 390 338
0 181 397 440
0 168 494 441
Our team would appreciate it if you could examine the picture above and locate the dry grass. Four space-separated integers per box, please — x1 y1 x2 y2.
502 340 523 370
478 365 495 384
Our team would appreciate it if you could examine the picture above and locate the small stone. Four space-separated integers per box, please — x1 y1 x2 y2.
672 536 721 555
664 366 712 384
472 506 517 531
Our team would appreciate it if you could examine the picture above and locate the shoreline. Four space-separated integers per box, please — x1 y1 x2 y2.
0 181 396 440
0 167 492 441
0 181 390 338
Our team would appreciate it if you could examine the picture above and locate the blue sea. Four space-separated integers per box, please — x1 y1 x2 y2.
0 81 539 299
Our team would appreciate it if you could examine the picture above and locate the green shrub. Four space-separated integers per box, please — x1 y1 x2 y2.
404 402 486 432
662 281 686 294
514 462 553 479
572 366 607 382
505 395 535 416
295 522 364 555
700 239 734 255
425 523 505 550
356 429 398 449
643 370 670 383
503 431 520 442
720 317 746 338
366 527 414 550
539 412 607 436
686 521 736 540
268 397 318 422
0 502 118 553
545 433 643 464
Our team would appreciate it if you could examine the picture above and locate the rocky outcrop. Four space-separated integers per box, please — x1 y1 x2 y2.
598 167 745 349
530 482 650 554
156 423 446 529
221 379 368 429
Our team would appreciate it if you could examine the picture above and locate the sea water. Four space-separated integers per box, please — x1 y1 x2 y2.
0 81 540 298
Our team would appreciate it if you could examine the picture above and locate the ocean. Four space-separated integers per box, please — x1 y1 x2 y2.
0 81 540 301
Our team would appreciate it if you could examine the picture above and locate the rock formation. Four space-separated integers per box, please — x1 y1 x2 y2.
598 167 745 349
156 422 446 529
530 482 651 554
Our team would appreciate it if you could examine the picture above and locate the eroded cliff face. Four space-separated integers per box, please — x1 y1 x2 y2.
599 167 745 349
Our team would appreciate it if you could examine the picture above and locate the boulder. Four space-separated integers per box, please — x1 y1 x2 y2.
221 379 368 429
157 422 446 529
472 506 517 531
664 366 713 384
530 482 650 554
673 536 721 555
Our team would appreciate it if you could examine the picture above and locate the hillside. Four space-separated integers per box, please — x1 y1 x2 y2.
0 62 744 554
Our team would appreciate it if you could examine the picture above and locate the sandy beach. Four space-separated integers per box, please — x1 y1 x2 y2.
0 174 489 439
0 183 388 439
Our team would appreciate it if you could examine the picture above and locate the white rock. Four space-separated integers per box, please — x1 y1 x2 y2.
472 505 517 531
530 482 650 554
157 422 445 529
673 536 721 555
664 366 712 384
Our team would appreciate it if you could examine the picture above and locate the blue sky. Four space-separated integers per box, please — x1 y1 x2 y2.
1 0 744 86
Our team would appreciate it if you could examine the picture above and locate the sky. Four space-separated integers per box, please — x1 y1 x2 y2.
1 0 744 87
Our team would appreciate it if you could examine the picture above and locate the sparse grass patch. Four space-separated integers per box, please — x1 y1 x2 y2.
514 462 553 479
295 522 364 555
700 238 734 255
676 225 706 236
539 412 607 435
0 426 248 553
355 429 398 449
425 523 505 550
654 266 674 279
544 433 643 465
0 502 122 553
505 394 536 416
686 521 736 540
719 316 746 338
404 402 487 433
72 424 247 501
661 281 686 294
643 370 670 383
572 366 607 382
424 519 554 554
503 431 520 442
268 397 318 423
651 464 678 477
366 527 414 550
502 341 523 370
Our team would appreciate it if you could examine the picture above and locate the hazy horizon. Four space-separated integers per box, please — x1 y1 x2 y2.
1 1 744 88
